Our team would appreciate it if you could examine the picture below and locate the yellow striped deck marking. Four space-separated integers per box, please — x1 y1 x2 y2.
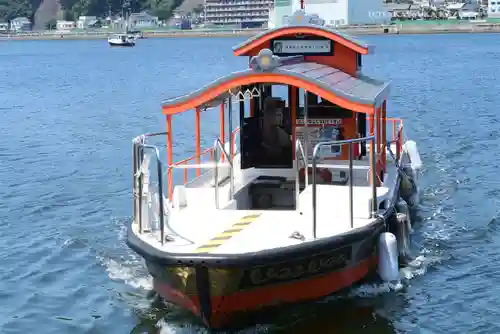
194 213 261 253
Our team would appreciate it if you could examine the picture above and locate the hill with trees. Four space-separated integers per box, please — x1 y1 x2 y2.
0 0 185 23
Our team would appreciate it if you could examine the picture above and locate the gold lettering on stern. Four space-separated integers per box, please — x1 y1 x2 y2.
249 254 347 285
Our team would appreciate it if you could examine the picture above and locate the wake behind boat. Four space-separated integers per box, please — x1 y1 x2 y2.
127 10 423 330
108 33 135 47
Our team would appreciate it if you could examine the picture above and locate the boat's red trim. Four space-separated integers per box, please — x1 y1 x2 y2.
153 280 201 317
233 26 370 56
162 72 375 116
153 255 377 328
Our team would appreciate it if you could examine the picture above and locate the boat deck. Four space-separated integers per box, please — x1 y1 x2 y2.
135 154 399 255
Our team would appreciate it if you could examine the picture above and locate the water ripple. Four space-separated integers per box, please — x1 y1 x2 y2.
2 34 500 333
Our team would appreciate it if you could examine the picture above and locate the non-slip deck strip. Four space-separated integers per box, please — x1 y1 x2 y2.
194 213 262 253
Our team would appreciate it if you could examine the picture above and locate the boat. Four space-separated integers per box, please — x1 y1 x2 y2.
128 30 146 39
127 9 423 330
108 33 135 47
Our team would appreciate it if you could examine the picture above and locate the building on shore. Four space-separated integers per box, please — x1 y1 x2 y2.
0 22 8 32
383 4 421 19
56 20 76 31
488 0 500 18
10 17 31 31
270 0 389 28
128 11 159 29
204 0 274 28
77 16 98 29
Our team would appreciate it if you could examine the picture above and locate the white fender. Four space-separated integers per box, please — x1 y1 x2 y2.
403 140 422 172
378 232 399 282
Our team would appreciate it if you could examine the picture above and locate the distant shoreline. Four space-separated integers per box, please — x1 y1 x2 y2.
3 22 500 41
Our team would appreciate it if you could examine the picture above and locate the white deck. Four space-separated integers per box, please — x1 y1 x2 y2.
134 143 403 255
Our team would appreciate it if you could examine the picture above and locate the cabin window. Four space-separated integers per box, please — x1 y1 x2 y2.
357 53 362 70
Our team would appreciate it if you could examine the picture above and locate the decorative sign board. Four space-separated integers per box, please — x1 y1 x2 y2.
271 39 332 56
295 118 344 161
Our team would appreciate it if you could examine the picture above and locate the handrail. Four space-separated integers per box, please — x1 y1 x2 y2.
137 144 166 245
214 137 234 209
311 136 377 239
295 139 308 211
170 147 214 184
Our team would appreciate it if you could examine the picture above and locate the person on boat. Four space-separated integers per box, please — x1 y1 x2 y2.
260 97 292 165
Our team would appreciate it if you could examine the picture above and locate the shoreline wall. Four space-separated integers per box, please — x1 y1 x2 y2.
2 22 500 41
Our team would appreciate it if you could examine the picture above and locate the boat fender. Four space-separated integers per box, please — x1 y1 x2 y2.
399 171 417 204
395 213 411 260
403 140 422 171
299 167 332 184
395 200 412 229
405 166 419 207
378 232 400 282
407 190 419 208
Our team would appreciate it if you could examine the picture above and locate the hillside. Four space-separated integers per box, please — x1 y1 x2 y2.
33 0 60 29
0 0 194 24
0 0 42 21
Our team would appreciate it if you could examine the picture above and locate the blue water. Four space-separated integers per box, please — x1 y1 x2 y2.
1 33 500 333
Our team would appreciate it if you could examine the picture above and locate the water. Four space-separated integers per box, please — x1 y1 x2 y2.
1 33 500 333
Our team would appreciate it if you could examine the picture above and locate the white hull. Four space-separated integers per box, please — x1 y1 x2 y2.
108 37 135 47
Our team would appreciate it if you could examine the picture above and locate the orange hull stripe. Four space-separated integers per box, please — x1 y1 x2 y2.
211 256 376 313
153 256 377 327
153 280 201 317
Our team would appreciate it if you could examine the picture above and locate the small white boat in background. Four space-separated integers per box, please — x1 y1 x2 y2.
108 34 135 47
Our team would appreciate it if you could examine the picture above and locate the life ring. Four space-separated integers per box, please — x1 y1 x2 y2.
299 167 333 184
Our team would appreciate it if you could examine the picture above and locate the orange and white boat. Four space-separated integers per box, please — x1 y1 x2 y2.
127 10 422 330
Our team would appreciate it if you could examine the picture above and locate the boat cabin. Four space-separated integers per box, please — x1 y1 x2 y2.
128 12 415 328
133 10 405 242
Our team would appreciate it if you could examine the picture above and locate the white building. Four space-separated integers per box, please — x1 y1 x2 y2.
57 20 75 31
128 11 159 29
10 17 31 31
77 16 98 29
272 0 389 28
0 22 8 32
488 0 500 18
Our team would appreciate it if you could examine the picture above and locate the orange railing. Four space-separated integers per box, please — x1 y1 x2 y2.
373 118 404 185
170 147 214 184
387 117 403 161
167 127 240 199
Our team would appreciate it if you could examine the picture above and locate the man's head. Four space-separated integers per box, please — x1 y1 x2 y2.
263 97 284 126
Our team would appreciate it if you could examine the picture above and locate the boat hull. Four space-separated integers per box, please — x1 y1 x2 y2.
128 216 387 329
108 41 135 47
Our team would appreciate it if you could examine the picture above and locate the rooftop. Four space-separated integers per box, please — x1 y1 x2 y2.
162 49 390 115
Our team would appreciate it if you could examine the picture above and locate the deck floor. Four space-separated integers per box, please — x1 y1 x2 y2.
136 146 401 255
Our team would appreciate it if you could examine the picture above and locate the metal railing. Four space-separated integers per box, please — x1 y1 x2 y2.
311 136 377 239
132 133 167 244
295 139 308 211
214 137 234 209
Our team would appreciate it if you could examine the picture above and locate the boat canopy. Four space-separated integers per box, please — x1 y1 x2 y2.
233 25 374 57
162 50 390 115
232 10 374 57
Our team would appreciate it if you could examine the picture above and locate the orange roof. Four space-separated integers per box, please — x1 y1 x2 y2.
162 50 389 116
232 11 374 57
